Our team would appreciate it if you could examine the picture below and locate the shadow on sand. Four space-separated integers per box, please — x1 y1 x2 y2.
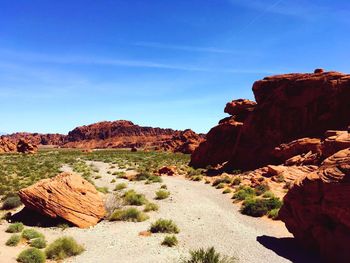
257 235 322 263
8 207 73 228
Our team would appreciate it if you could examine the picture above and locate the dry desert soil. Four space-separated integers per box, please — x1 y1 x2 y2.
0 161 319 263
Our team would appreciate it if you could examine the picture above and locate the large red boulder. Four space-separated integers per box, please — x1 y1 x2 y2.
17 139 38 154
18 172 106 228
279 148 350 262
160 129 204 154
191 71 350 170
224 99 256 122
0 138 17 153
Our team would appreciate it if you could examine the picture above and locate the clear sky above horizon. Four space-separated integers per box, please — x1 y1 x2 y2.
1 0 349 134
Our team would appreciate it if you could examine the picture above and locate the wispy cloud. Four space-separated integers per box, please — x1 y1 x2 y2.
0 49 277 74
132 42 237 54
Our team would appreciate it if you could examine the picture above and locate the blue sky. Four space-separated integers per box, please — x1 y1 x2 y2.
1 0 349 134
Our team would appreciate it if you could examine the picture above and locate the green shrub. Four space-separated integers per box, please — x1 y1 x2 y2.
109 208 149 222
222 188 232 194
254 184 270 196
114 183 127 191
216 183 225 189
144 202 159 212
232 186 255 201
30 237 47 249
22 229 44 240
191 175 203 181
45 237 84 260
231 177 241 186
96 187 109 194
134 172 152 181
17 248 46 263
150 219 179 234
212 177 232 187
205 180 211 184
160 184 167 189
267 208 280 220
6 234 20 246
161 235 178 247
2 196 22 210
94 175 102 179
110 179 116 183
240 197 282 217
124 190 147 205
262 191 275 198
6 222 24 233
146 175 163 184
182 247 235 263
155 190 170 200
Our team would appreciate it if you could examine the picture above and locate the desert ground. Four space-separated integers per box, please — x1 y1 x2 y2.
0 151 320 263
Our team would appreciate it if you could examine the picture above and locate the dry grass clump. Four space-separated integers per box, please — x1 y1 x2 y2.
124 190 148 205
17 248 46 263
149 219 179 234
155 189 170 200
45 236 84 260
6 234 21 247
6 222 24 233
109 208 149 222
161 235 178 247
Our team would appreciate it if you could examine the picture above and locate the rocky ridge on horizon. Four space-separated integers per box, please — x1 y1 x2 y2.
1 120 204 154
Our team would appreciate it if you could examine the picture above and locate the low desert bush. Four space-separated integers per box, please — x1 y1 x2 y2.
240 197 282 217
267 208 280 220
160 184 167 189
114 183 127 191
155 189 170 200
150 219 179 234
182 247 235 263
30 237 47 249
17 248 46 263
231 177 241 186
6 234 20 246
262 191 275 198
6 222 24 233
144 202 159 212
161 235 178 247
96 187 109 194
22 229 44 240
45 237 84 260
254 184 270 196
232 186 255 201
212 176 232 187
146 175 163 184
191 175 203 181
109 208 149 222
124 190 147 205
222 188 232 194
216 183 225 189
110 179 116 183
2 196 22 210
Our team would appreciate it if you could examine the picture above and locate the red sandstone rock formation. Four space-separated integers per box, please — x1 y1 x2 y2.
3 132 66 146
0 138 17 153
63 120 178 149
279 148 350 262
191 71 350 170
18 172 106 228
17 139 38 154
159 129 204 154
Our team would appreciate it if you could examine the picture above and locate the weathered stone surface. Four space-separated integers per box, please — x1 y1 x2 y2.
17 139 38 154
224 99 256 122
279 148 350 262
0 138 16 153
191 71 350 170
190 121 243 168
322 130 350 158
159 129 204 154
18 172 106 228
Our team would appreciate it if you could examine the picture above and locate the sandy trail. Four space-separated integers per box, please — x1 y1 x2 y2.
0 161 317 263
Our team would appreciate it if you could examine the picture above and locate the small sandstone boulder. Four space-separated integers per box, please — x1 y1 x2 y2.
18 172 106 228
17 139 38 154
279 148 350 262
158 166 177 176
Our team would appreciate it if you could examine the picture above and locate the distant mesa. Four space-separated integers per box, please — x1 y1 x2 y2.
1 120 204 154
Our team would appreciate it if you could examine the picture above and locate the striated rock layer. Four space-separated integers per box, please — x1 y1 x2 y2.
191 70 350 170
279 148 350 262
18 172 106 228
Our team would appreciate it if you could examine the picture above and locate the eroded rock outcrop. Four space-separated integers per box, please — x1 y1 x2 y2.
18 172 106 228
159 129 204 154
279 148 350 262
17 139 38 154
0 138 17 153
191 70 350 170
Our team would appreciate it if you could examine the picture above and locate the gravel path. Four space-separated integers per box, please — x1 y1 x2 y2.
1 161 316 263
